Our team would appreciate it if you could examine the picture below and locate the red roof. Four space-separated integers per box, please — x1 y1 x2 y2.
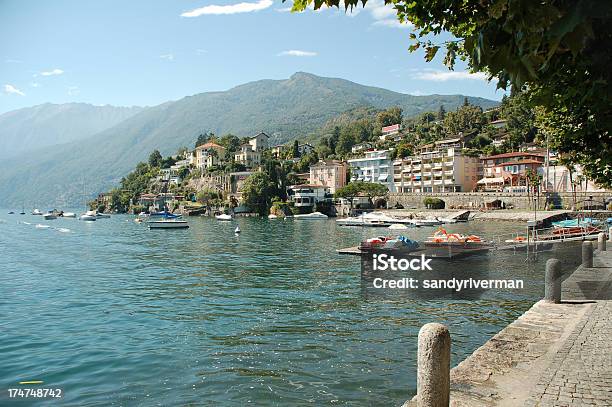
484 152 544 160
382 124 400 133
493 159 544 167
196 142 225 150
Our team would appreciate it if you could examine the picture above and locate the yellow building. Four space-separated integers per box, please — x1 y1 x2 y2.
194 142 226 170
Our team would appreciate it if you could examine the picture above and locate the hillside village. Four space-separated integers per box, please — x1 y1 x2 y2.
94 94 607 216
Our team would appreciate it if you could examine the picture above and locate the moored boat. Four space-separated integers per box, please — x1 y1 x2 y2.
215 213 232 221
293 211 328 220
148 219 189 229
80 210 97 221
32 209 43 215
62 212 77 218
42 212 57 220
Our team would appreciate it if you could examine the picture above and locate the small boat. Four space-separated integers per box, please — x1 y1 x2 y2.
80 210 97 221
42 212 57 220
7 211 14 214
216 214 232 221
552 218 599 228
19 206 25 215
389 223 409 230
148 219 189 229
293 212 328 220
35 224 50 229
359 235 420 252
235 226 241 234
63 212 77 218
32 209 43 215
268 214 278 219
95 212 111 219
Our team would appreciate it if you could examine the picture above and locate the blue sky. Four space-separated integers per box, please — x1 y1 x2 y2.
0 0 506 114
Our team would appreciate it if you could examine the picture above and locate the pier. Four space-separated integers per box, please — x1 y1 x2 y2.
404 239 612 406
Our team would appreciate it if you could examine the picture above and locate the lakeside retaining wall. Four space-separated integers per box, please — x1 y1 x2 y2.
388 191 608 210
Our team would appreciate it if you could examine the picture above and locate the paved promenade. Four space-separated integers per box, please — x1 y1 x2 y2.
404 249 612 407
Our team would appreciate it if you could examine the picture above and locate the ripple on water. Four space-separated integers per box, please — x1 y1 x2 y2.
0 214 582 405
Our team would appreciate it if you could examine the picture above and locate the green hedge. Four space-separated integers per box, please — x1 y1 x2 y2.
423 197 445 209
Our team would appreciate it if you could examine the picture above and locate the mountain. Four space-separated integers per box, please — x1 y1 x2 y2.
0 72 498 207
0 103 144 159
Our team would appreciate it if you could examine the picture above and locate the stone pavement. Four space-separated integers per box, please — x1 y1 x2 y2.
403 249 612 407
527 301 612 406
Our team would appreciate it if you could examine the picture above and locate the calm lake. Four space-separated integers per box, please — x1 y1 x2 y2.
0 213 582 406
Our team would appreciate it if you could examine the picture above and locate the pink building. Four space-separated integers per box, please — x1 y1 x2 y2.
309 160 347 193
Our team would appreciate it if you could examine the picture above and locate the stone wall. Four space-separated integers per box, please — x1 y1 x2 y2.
388 191 609 210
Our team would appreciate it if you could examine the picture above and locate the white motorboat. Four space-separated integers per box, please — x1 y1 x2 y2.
35 224 50 229
42 212 57 220
293 211 328 220
96 212 111 219
268 214 278 219
62 212 77 218
336 212 415 227
148 219 189 229
80 210 97 221
32 209 43 215
389 223 409 230
215 214 232 221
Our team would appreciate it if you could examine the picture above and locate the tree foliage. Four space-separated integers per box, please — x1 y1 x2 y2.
335 181 388 202
291 0 612 186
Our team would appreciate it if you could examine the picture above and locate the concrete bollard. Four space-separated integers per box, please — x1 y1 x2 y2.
598 233 606 252
417 323 450 407
544 258 562 303
582 241 593 268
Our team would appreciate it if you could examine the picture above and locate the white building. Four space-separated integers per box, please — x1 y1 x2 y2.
393 139 481 193
347 149 395 192
249 132 269 152
287 184 332 209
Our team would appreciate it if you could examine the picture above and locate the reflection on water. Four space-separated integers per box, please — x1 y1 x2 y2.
0 214 581 405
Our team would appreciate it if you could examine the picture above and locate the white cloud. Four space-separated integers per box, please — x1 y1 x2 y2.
181 0 273 17
160 53 174 61
365 0 395 20
275 6 293 12
372 18 412 29
40 68 64 76
195 49 207 55
278 50 317 57
408 90 425 96
4 84 25 96
30 82 40 88
68 86 80 96
411 69 491 82
5 59 22 63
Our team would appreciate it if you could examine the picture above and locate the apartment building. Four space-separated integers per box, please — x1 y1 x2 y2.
393 138 481 193
309 160 347 193
348 149 395 192
194 142 226 170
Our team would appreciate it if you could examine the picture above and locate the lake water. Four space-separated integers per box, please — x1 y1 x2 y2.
0 213 582 406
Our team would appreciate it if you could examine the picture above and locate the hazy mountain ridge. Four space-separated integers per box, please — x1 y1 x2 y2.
0 72 498 207
0 103 144 159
